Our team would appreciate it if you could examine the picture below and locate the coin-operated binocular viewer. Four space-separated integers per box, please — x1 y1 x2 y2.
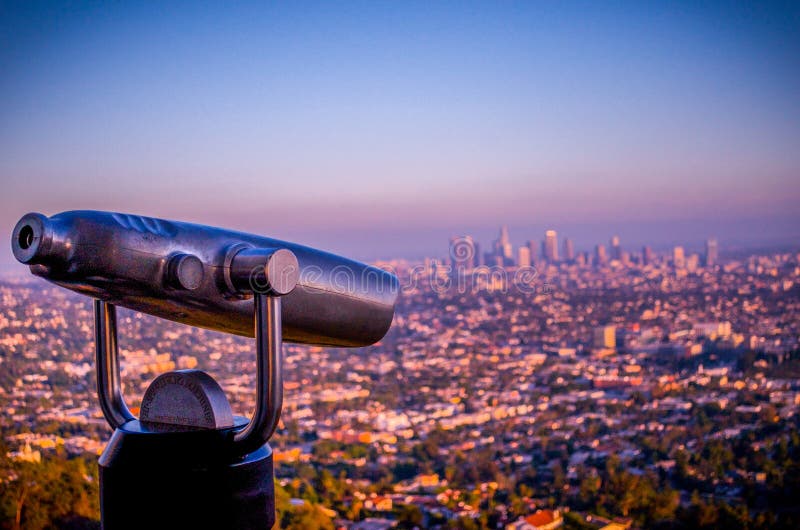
11 210 398 529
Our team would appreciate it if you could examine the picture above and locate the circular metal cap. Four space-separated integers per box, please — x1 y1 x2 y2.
11 213 48 264
229 247 300 296
167 253 204 291
264 248 300 295
140 370 234 430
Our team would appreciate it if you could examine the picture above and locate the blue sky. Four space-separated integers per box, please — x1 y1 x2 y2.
1 1 798 264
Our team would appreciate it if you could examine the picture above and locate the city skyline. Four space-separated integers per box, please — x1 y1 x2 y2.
1 2 799 265
441 225 724 273
0 214 795 273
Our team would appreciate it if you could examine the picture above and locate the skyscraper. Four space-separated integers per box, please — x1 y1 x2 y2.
494 225 513 264
673 246 685 268
610 235 622 261
449 235 476 271
642 246 653 266
526 240 538 265
544 230 558 262
686 253 700 272
595 244 607 265
563 238 575 262
517 246 531 268
705 238 718 267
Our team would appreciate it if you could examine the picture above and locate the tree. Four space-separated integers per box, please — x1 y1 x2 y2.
397 504 423 529
684 490 718 528
577 472 600 509
0 452 99 530
281 504 334 530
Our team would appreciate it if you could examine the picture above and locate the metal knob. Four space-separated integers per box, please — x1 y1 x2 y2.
167 253 204 291
229 247 299 296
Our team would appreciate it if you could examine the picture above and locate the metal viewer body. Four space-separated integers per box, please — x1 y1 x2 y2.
12 210 397 347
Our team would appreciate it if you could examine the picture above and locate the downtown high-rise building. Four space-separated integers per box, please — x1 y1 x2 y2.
642 246 654 266
595 244 607 265
449 235 476 271
517 246 531 268
563 238 575 262
705 238 718 267
544 230 558 262
494 225 513 264
610 235 622 261
526 240 538 265
673 246 685 268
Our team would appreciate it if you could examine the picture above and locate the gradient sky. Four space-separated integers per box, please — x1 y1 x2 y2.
1 1 798 265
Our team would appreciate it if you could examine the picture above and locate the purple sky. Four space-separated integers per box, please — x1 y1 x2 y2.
1 2 798 266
